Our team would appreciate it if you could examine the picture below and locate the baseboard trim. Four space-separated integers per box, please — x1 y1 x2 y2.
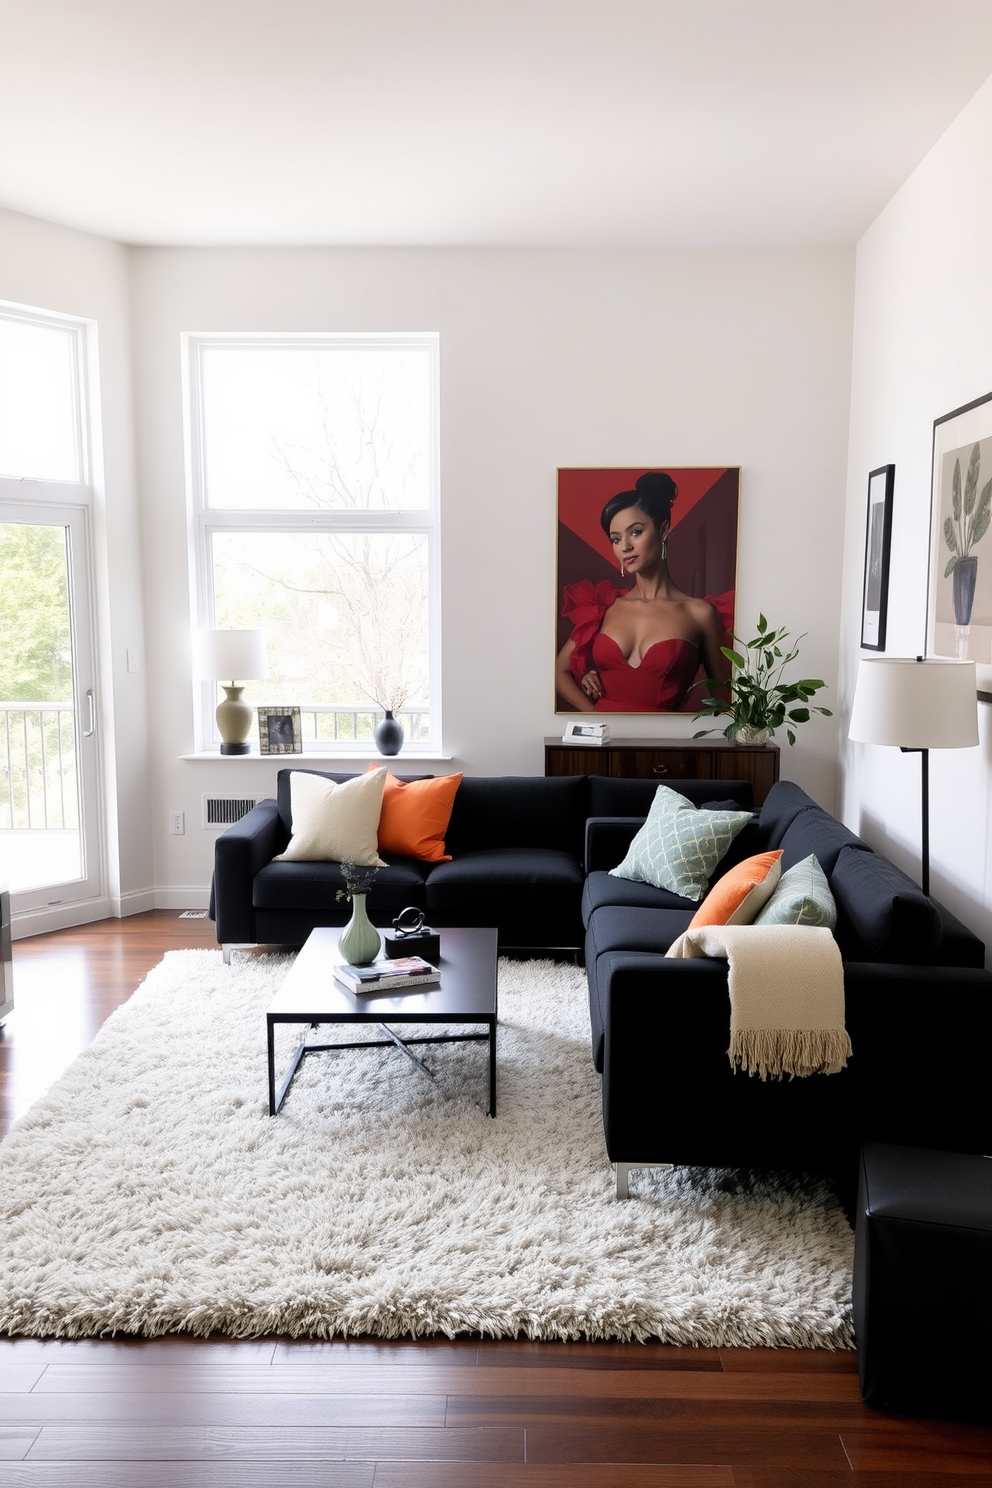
112 889 157 918
11 896 114 941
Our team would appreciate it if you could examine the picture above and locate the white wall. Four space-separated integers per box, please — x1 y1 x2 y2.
840 74 992 948
129 245 854 903
0 207 154 927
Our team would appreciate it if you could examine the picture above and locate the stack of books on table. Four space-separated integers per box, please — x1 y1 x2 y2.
334 955 440 995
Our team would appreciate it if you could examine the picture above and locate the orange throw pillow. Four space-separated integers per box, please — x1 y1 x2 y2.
374 770 463 862
687 851 784 930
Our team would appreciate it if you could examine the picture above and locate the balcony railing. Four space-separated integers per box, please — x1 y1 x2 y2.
296 705 429 747
0 702 78 831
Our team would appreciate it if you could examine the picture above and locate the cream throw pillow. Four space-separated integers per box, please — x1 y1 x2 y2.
274 769 387 866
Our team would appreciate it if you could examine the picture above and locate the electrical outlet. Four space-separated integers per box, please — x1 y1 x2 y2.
169 810 185 836
127 648 141 673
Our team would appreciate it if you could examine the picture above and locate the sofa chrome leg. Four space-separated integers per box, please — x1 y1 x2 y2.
222 944 235 965
616 1161 674 1200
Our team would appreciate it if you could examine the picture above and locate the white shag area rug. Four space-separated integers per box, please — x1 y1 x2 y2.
0 950 854 1346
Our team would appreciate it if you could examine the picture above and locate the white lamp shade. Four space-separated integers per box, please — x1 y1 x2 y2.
197 628 269 683
849 657 979 749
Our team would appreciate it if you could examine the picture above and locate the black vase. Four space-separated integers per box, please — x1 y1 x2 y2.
374 710 404 757
953 556 979 627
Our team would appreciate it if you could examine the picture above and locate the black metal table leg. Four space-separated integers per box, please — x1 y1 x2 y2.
489 1016 497 1117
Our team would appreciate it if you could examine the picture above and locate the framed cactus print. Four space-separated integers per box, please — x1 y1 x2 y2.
927 391 992 700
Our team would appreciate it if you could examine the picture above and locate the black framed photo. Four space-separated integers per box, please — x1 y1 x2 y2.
257 706 302 754
927 390 992 699
860 464 894 651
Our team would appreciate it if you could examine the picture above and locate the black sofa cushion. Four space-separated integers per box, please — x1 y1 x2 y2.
585 902 694 961
757 780 826 847
831 845 943 963
443 775 588 858
425 847 585 942
582 869 696 927
778 808 870 876
253 858 429 914
589 776 754 817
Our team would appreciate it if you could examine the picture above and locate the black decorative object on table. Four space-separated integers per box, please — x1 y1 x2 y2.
384 905 440 962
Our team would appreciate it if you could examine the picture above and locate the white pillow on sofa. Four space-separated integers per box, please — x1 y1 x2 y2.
274 768 387 866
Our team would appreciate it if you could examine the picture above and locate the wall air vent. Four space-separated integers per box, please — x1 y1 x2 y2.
203 796 257 828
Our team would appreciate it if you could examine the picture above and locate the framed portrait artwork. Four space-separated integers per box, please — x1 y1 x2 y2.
927 391 992 700
554 466 740 714
257 706 303 754
860 464 894 651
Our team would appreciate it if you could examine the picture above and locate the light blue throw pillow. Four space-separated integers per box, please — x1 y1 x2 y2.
754 852 837 929
609 785 753 903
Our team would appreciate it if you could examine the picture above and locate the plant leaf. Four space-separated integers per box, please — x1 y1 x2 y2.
944 555 958 577
970 478 992 549
944 515 959 555
964 442 981 515
723 647 746 670
952 457 962 522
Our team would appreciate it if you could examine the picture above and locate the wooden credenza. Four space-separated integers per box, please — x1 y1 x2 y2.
543 736 780 806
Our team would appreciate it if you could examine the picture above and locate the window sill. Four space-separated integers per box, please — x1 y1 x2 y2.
180 750 454 763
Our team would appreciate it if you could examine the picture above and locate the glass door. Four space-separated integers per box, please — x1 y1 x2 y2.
0 500 102 912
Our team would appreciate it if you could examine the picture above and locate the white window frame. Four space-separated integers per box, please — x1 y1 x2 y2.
183 332 442 755
0 298 105 920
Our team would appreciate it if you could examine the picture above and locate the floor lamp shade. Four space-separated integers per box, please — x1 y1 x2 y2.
849 657 978 895
849 657 978 748
197 629 269 755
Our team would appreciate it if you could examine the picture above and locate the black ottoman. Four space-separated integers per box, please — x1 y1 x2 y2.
854 1142 992 1422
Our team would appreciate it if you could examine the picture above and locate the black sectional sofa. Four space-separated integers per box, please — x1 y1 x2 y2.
585 778 992 1202
211 768 992 1206
211 767 752 956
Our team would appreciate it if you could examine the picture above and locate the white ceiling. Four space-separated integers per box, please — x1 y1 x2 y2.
3 0 992 248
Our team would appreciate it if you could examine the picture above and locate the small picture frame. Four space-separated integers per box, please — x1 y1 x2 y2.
257 706 302 754
860 464 894 651
562 719 611 745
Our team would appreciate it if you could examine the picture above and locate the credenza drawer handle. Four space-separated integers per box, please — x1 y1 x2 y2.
652 764 668 775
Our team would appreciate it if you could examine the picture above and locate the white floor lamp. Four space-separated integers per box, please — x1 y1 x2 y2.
849 656 979 896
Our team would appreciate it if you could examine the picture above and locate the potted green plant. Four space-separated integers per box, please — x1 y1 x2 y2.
693 614 831 746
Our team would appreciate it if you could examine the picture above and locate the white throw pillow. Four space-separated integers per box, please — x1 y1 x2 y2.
274 769 387 866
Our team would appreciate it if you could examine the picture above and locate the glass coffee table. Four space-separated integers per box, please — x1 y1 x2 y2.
266 925 499 1117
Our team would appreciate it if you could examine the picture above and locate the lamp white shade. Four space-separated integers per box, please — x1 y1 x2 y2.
197 629 269 683
849 657 978 749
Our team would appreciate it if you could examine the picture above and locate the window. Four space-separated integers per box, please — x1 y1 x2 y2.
0 309 84 483
0 300 103 910
186 334 440 752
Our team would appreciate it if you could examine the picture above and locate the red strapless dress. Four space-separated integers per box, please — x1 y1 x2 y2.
561 579 732 713
588 631 701 712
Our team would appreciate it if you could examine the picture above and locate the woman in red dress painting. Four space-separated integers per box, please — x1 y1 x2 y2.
554 472 730 713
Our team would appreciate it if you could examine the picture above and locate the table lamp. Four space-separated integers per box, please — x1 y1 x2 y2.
198 629 269 754
849 655 978 895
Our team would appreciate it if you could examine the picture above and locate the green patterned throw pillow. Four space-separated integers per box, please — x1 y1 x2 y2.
609 785 753 902
754 852 837 929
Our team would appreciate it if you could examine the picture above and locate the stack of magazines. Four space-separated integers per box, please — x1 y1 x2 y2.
334 955 440 995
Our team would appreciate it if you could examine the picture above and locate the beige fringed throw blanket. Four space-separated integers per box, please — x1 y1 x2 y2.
666 924 851 1080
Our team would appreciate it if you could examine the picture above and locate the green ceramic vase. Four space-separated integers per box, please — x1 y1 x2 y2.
338 893 382 966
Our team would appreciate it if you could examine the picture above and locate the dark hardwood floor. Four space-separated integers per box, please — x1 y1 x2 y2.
2 911 990 1485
